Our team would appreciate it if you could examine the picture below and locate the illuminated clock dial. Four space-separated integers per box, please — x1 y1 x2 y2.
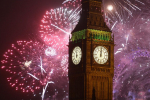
93 46 108 64
72 46 82 65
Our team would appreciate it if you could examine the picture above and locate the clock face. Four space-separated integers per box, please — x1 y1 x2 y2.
72 46 82 65
93 46 108 64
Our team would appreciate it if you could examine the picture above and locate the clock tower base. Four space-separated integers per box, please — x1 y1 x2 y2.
69 72 113 100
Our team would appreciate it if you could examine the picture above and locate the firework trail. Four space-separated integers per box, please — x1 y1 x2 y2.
63 0 82 11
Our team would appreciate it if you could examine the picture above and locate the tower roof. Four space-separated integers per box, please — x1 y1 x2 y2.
72 0 111 33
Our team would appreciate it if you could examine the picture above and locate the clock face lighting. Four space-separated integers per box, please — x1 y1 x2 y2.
93 46 108 64
72 46 82 65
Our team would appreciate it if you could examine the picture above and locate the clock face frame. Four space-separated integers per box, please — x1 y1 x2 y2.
72 46 82 65
93 46 108 64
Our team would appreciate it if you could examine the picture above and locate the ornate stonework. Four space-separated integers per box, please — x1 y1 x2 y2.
68 0 114 100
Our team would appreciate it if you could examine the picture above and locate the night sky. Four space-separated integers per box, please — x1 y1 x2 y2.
1 0 150 100
0 0 63 100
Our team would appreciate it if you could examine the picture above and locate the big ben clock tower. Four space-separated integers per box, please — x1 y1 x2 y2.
68 0 114 100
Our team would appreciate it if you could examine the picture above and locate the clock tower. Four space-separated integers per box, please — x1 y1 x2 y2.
68 0 114 100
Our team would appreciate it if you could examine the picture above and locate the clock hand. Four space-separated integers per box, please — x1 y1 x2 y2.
101 47 102 57
76 52 77 58
100 47 102 57
76 51 78 58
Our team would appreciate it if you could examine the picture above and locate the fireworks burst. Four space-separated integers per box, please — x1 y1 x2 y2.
103 0 150 99
38 6 82 100
2 0 150 99
61 0 150 99
39 6 81 75
1 40 68 100
39 7 80 44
